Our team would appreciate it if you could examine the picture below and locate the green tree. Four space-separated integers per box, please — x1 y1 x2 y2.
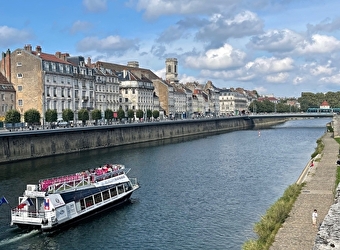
5 109 21 124
62 109 74 122
136 109 144 120
127 109 134 122
45 109 57 123
117 108 125 121
105 109 113 124
152 110 160 120
78 109 89 125
91 109 102 125
146 109 152 121
24 109 41 125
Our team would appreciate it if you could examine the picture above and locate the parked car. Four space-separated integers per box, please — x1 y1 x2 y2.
57 121 70 128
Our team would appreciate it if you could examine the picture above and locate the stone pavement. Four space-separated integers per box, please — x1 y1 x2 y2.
270 132 339 250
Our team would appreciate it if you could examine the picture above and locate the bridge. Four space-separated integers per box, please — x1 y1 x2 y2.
248 112 334 119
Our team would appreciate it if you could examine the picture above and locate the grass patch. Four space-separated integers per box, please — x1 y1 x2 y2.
242 183 303 250
311 138 324 159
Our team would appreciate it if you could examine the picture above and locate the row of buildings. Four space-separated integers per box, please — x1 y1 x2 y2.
0 44 259 123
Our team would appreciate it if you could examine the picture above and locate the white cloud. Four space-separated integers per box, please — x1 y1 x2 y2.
134 0 235 20
0 26 32 47
185 44 246 70
320 74 340 84
248 29 304 52
265 72 289 83
70 21 92 34
245 57 294 74
310 61 335 76
83 0 107 12
295 34 340 54
77 36 139 55
196 11 263 41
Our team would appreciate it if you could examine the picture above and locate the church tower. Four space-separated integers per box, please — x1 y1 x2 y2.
165 58 178 83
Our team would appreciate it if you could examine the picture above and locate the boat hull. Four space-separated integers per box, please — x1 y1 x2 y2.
14 191 134 232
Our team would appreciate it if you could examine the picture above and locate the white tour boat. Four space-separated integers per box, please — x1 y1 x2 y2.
11 164 139 232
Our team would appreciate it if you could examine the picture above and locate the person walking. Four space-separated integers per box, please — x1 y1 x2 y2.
312 209 318 228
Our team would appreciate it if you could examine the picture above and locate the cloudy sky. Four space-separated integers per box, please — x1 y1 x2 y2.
1 0 340 97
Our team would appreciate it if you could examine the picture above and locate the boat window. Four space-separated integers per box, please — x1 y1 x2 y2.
80 199 85 210
94 193 102 204
124 182 132 191
118 185 124 194
110 187 117 197
85 196 94 207
102 190 110 200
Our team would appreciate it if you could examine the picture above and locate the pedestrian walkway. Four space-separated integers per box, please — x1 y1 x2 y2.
270 132 339 250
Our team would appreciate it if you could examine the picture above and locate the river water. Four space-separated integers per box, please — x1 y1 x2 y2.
0 118 331 250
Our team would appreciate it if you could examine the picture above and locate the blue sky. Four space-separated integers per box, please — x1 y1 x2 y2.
1 0 340 98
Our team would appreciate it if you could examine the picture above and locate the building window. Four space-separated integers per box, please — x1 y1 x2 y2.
18 99 23 106
17 73 23 78
18 86 23 91
17 51 22 55
17 62 22 66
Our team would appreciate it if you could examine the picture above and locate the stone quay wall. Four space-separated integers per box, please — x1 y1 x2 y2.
0 116 286 164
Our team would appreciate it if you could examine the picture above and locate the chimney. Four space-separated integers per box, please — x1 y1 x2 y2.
87 57 92 67
5 49 11 81
24 44 32 52
55 52 61 58
127 61 139 68
36 46 42 54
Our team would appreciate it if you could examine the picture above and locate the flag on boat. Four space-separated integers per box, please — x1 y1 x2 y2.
0 196 8 206
44 198 50 210
17 198 33 209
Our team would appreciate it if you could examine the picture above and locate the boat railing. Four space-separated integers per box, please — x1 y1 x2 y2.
49 176 92 193
129 177 138 187
40 166 128 193
11 208 53 219
93 168 128 182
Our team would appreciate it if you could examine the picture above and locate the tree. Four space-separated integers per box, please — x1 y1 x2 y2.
152 110 160 120
62 109 74 122
117 108 125 122
105 109 113 124
146 109 152 121
136 109 144 120
127 109 134 122
91 109 102 125
45 109 57 123
5 109 21 124
78 109 89 125
24 109 41 125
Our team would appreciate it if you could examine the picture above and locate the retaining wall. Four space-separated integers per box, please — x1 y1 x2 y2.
0 116 286 163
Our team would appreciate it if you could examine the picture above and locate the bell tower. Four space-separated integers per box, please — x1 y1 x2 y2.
165 58 178 83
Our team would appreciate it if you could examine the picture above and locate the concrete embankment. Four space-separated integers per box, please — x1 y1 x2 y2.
270 132 339 250
0 116 286 164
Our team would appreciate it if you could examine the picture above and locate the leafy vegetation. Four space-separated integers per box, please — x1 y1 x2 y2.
311 138 324 159
105 109 113 124
127 109 134 122
45 109 57 123
62 109 74 122
117 108 125 121
248 100 299 113
242 184 303 250
5 109 21 123
136 109 143 120
78 108 89 125
24 109 40 125
91 109 102 125
298 91 340 111
153 110 160 119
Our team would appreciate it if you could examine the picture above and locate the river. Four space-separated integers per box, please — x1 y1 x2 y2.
0 118 331 249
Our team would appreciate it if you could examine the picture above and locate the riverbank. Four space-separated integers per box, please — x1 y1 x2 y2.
0 116 287 164
270 132 339 249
